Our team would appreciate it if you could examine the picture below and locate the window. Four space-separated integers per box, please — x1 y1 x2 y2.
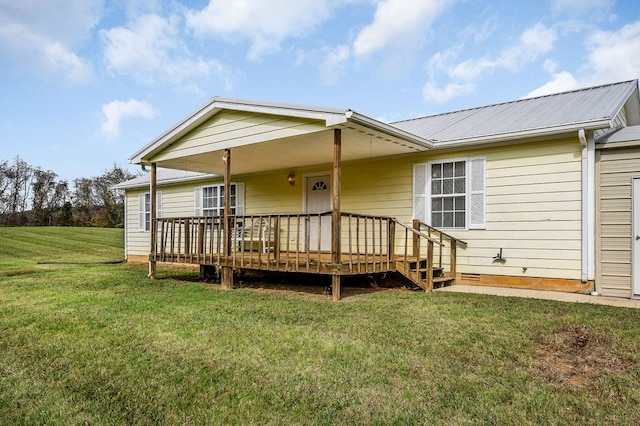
138 191 162 232
195 183 244 216
413 157 485 230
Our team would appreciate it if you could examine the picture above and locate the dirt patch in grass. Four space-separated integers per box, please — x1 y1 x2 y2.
534 325 630 388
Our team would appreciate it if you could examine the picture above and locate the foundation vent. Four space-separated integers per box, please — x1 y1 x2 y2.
460 273 481 283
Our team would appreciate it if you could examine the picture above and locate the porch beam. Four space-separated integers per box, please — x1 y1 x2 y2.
222 149 233 290
149 162 157 279
332 128 342 300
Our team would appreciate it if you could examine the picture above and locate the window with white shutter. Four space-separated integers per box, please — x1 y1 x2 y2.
195 183 245 216
138 191 162 232
413 157 486 230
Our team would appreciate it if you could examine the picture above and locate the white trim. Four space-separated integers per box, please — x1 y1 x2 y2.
415 156 486 231
634 178 640 296
129 98 433 165
195 182 244 216
587 132 596 281
580 130 596 283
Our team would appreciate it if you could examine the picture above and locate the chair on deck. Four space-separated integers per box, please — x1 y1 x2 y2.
237 217 274 253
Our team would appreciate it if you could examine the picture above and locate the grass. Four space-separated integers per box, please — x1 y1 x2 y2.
1 227 640 424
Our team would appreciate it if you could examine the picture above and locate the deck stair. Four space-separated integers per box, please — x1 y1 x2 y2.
395 258 456 291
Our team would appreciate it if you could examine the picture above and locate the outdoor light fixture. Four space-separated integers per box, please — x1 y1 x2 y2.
287 173 295 186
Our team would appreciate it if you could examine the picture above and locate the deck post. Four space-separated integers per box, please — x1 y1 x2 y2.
149 162 157 279
412 219 420 258
450 240 457 283
332 275 341 302
332 129 342 300
222 149 233 290
426 240 434 292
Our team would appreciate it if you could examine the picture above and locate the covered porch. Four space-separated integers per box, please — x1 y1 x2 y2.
131 97 463 299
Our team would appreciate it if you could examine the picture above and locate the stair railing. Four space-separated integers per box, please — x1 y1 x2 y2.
412 220 467 283
392 220 445 291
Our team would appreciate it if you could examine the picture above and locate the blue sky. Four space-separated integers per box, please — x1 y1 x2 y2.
1 0 640 183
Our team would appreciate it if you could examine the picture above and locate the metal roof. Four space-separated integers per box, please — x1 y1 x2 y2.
112 169 215 190
596 125 640 146
392 80 639 146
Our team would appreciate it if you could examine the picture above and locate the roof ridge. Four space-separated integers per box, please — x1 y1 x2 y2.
393 79 638 125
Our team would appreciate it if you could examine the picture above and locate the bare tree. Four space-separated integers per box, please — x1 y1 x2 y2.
31 168 69 226
1 157 33 225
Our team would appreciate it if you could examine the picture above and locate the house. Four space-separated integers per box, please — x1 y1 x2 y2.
114 80 640 300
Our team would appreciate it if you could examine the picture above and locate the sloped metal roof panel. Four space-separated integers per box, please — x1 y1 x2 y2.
393 80 638 143
596 125 640 144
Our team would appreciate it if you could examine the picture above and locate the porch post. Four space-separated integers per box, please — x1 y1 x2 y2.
149 162 157 279
332 129 342 301
222 149 233 290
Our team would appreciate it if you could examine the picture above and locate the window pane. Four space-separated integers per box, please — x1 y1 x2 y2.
455 196 465 210
432 212 442 228
455 212 465 227
455 161 465 177
432 198 442 212
442 178 453 194
431 163 441 178
443 162 453 178
431 179 441 195
454 177 465 193
443 197 454 211
443 212 454 227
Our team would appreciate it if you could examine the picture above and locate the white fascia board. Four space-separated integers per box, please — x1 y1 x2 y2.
129 98 221 165
433 119 612 148
346 111 435 149
129 98 351 165
113 173 218 191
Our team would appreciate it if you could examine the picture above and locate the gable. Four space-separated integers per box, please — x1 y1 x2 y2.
151 110 328 164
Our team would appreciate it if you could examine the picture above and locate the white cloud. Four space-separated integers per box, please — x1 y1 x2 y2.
423 23 557 103
320 45 351 86
353 0 454 58
583 21 640 85
526 20 640 97
101 14 232 90
422 81 475 103
101 99 157 138
524 72 580 98
498 23 557 71
0 0 101 83
186 0 340 61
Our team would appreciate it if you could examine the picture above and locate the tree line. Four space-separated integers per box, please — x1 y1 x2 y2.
0 157 138 227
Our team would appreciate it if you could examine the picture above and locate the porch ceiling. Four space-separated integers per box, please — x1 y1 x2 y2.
151 123 430 175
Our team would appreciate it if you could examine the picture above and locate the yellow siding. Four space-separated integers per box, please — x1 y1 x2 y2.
124 190 149 257
126 137 584 281
596 146 640 297
153 111 327 162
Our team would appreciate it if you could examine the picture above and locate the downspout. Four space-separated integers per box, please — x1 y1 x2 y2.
579 129 595 284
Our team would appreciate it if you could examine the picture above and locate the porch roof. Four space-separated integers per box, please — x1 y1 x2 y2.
129 97 434 175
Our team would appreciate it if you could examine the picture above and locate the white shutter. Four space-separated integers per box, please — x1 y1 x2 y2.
138 193 146 232
235 182 245 215
194 187 202 216
413 163 428 223
469 157 486 229
156 191 162 218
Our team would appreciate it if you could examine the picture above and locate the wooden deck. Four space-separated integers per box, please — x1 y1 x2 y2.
150 213 465 296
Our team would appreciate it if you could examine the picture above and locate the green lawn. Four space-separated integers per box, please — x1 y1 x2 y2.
1 227 640 424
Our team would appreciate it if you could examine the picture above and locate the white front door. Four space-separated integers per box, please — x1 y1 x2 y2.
633 178 640 296
304 174 331 251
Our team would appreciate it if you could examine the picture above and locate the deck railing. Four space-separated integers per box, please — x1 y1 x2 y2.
412 219 467 282
152 213 459 287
